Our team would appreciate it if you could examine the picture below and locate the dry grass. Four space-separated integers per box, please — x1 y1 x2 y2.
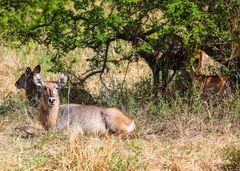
0 45 240 171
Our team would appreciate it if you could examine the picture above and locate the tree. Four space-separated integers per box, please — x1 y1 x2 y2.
0 0 239 96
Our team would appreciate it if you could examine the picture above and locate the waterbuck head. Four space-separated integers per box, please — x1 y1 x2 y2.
33 73 68 107
15 65 41 89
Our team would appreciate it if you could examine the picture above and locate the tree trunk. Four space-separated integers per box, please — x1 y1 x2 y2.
162 68 169 92
152 67 161 94
150 66 161 103
162 68 170 100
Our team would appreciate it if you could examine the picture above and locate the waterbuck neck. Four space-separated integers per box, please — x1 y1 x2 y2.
39 95 60 130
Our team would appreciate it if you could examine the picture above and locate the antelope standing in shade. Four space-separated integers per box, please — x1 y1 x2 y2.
190 50 229 95
33 73 135 134
15 65 96 106
190 67 229 95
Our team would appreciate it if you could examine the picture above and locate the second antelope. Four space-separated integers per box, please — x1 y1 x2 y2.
33 73 135 135
15 65 41 106
190 68 229 96
190 50 229 95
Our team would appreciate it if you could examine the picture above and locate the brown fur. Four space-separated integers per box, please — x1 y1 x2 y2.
39 82 60 130
190 50 229 95
190 67 229 95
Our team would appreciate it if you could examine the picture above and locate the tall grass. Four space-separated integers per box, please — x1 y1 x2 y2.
0 45 240 170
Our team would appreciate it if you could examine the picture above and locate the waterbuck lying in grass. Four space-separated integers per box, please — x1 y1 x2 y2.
15 65 96 106
33 73 135 135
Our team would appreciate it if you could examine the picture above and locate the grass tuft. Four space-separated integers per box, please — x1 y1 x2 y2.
222 144 240 170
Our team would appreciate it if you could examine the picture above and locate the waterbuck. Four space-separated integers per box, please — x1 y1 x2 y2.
15 65 41 106
15 65 96 106
33 73 135 135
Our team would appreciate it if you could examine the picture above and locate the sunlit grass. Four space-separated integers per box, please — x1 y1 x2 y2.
0 45 240 170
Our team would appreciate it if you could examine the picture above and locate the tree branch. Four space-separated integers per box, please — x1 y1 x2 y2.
167 70 176 85
70 39 112 86
99 39 111 90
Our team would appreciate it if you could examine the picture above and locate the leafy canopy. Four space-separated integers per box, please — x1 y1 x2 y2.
0 0 239 80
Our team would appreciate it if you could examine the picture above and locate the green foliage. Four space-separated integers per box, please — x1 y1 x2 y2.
0 1 235 56
163 1 204 45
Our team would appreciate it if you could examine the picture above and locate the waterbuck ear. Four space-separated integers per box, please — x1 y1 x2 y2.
58 74 68 88
33 65 41 74
33 73 45 88
25 67 32 77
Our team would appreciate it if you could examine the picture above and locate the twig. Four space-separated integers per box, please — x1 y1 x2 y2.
120 60 130 94
15 127 35 138
100 74 110 91
167 70 177 85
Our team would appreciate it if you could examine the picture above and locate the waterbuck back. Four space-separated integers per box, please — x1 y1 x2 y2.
56 104 134 134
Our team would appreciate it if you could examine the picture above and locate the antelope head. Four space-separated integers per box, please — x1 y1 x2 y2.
15 65 41 89
33 73 68 107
